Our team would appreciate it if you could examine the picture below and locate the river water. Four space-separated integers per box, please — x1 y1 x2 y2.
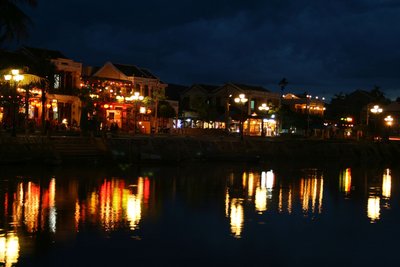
0 162 399 267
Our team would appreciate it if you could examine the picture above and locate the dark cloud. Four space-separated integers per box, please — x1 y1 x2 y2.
17 0 400 99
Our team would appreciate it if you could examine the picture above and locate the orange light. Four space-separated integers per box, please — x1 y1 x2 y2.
103 104 109 109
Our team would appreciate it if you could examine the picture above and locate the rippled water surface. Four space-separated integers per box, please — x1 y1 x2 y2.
0 163 399 267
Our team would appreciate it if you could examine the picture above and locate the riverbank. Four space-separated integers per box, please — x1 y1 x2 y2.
0 134 399 166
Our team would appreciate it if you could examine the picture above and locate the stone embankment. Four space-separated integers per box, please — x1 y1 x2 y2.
0 135 399 165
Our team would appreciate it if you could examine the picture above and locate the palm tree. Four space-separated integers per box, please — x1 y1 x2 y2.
278 78 288 94
1 68 46 135
0 0 37 46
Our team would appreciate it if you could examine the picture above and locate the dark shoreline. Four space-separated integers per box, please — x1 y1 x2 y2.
0 135 399 167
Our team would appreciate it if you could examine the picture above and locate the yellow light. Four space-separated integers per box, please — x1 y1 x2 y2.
0 233 20 266
340 168 351 194
229 198 244 238
255 187 267 212
266 170 274 190
384 115 393 126
382 169 391 199
258 103 269 111
367 196 380 223
370 105 382 114
11 69 19 75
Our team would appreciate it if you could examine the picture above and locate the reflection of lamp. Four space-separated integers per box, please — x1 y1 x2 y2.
234 94 248 141
4 69 24 137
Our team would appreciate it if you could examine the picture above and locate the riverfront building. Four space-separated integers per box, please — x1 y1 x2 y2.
81 62 168 133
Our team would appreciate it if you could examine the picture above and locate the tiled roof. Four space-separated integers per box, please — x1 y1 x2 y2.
139 68 157 79
385 102 400 112
21 46 67 60
166 83 189 100
0 50 31 69
193 84 220 93
230 83 270 93
113 63 157 79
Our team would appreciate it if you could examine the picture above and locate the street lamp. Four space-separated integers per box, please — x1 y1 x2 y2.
234 94 248 141
258 103 269 137
384 115 393 126
4 69 24 137
305 94 311 137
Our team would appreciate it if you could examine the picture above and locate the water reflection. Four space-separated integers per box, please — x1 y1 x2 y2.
366 168 392 223
367 196 380 222
300 169 324 214
75 177 148 231
382 169 391 199
0 165 398 265
10 179 56 233
227 196 244 238
339 168 352 196
0 232 19 267
225 168 324 238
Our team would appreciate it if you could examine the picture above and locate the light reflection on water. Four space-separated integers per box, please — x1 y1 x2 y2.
0 165 398 266
0 232 19 267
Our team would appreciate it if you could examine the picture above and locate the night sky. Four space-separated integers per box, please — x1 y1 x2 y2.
14 0 400 99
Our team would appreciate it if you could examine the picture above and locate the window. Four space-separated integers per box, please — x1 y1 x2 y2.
250 100 255 110
54 74 61 89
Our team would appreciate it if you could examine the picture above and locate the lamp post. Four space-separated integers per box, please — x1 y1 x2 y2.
131 92 144 134
369 105 383 137
234 93 248 141
225 94 232 133
384 115 393 126
258 103 269 137
305 94 311 137
384 115 393 139
4 69 24 137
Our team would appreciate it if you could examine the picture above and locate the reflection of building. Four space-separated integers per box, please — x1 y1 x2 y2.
75 177 150 231
339 168 352 196
0 232 19 267
366 168 392 223
382 169 391 199
300 173 324 214
227 196 244 238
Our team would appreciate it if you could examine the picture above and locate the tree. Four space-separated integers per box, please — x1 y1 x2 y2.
0 0 37 46
278 78 288 94
142 87 166 133
0 68 46 135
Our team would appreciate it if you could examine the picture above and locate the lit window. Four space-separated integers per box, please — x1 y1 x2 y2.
54 74 61 89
